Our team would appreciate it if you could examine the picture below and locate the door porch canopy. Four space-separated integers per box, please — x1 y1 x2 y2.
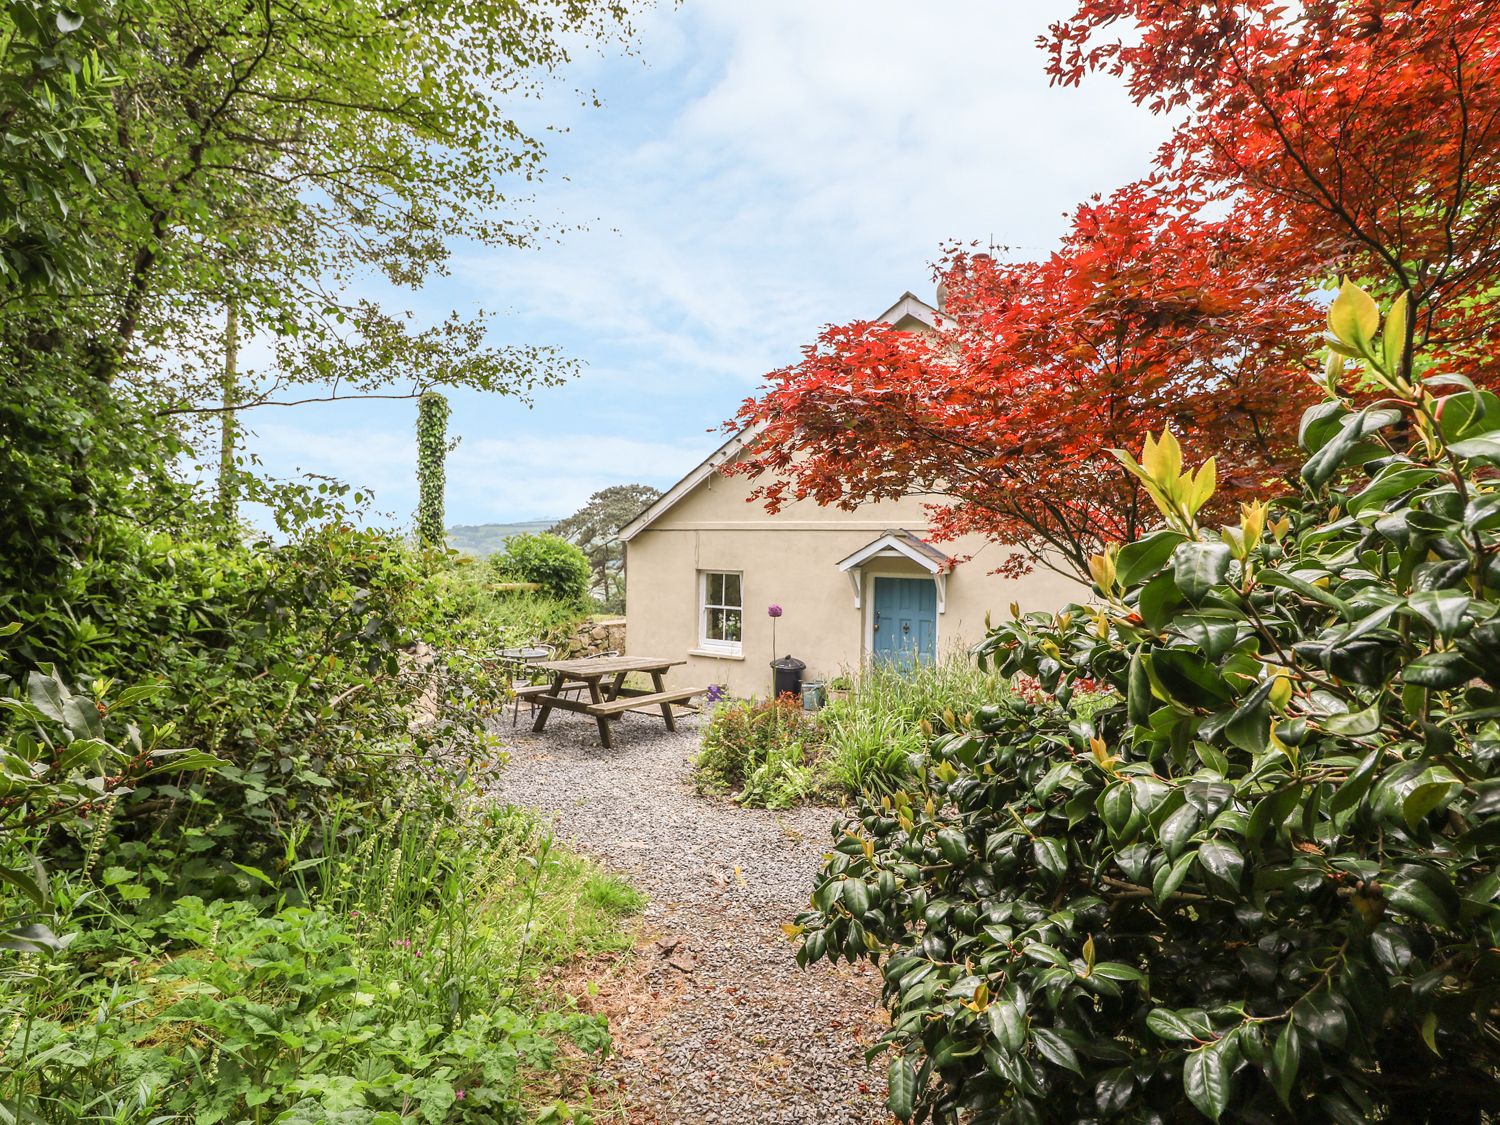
836 529 954 613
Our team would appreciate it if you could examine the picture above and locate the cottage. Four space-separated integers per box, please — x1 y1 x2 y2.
619 292 1084 698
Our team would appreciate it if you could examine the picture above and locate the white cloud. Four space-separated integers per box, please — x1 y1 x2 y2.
461 0 1167 382
243 1 1169 528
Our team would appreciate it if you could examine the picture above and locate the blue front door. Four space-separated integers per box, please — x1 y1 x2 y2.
872 577 937 668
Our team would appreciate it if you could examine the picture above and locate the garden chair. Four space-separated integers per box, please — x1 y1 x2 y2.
508 642 557 728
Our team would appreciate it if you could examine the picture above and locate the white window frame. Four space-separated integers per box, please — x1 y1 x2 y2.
698 570 744 654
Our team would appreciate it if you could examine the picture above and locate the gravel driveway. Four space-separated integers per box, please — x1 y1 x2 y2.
492 708 891 1125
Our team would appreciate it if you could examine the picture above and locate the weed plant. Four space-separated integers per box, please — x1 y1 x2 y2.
695 696 824 808
0 791 642 1123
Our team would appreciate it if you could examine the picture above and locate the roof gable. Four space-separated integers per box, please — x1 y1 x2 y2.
874 291 941 332
836 529 954 573
618 290 941 542
618 422 763 541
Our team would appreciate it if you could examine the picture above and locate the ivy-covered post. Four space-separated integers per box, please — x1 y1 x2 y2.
415 392 450 547
216 295 240 527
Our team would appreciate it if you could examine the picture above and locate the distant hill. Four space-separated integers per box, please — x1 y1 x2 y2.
446 519 559 557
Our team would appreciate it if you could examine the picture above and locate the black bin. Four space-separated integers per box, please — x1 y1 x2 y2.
771 655 806 700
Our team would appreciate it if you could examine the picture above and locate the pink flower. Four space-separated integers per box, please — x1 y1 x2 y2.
767 604 783 618
455 1089 466 1100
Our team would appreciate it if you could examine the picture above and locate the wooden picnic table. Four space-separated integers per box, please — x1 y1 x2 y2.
527 655 700 748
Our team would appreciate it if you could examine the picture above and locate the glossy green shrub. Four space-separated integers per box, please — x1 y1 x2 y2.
795 284 1500 1123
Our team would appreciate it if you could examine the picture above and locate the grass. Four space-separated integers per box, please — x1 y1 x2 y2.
698 654 1125 806
424 556 590 651
818 653 1015 794
580 870 648 917
2 793 645 1123
285 794 644 985
695 653 1019 804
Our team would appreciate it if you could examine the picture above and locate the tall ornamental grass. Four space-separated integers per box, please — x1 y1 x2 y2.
819 654 1015 795
696 655 1027 805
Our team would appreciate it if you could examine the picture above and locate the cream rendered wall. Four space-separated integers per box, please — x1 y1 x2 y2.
624 466 1084 697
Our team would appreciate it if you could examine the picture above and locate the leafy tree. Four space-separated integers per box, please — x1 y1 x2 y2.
730 187 1320 578
0 0 634 651
494 532 592 604
736 3 1500 578
0 0 632 568
550 483 661 607
0 2 125 292
796 285 1500 1123
0 0 640 880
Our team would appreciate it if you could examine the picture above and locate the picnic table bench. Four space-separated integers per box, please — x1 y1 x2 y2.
525 655 704 748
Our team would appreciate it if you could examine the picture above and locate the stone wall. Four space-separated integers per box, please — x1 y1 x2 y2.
566 616 627 658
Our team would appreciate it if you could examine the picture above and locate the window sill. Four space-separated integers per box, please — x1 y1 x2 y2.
689 647 745 661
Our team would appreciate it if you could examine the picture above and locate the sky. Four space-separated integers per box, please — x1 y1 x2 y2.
238 0 1169 531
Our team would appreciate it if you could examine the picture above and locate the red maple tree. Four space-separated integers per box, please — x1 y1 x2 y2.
733 2 1500 576
728 185 1321 578
1047 0 1500 374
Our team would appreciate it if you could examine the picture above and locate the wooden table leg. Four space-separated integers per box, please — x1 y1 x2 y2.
606 671 627 702
587 677 612 748
651 670 677 732
533 673 565 732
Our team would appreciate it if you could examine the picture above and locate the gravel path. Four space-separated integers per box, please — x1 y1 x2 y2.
492 708 892 1125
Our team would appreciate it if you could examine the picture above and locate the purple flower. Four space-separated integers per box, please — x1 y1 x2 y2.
767 604 783 618
706 684 726 703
